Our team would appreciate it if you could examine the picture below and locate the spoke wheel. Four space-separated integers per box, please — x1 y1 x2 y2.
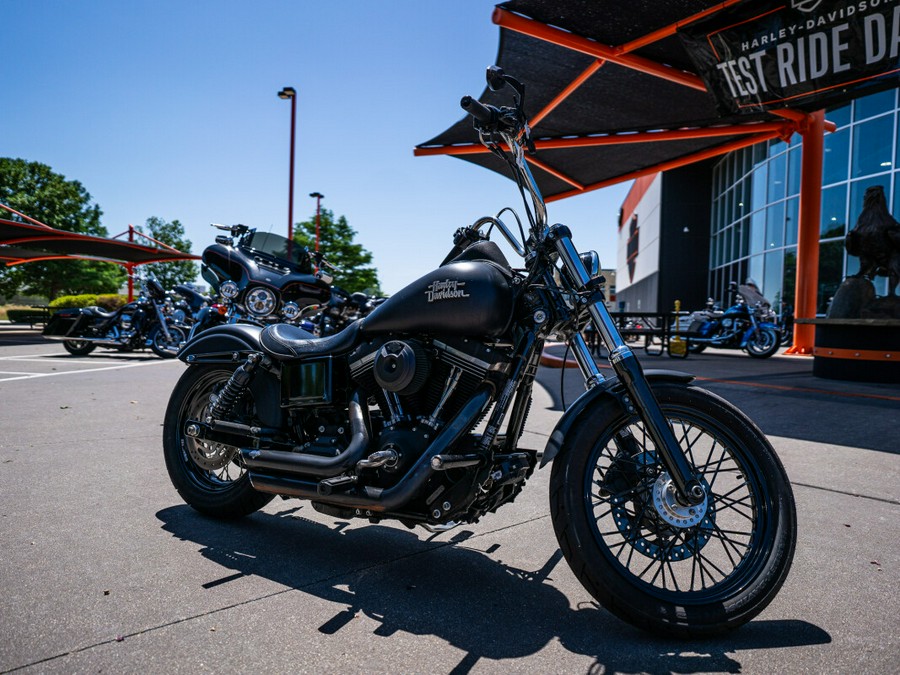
550 382 795 637
163 365 273 518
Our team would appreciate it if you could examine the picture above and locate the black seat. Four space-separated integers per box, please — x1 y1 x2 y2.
84 306 116 319
260 322 361 361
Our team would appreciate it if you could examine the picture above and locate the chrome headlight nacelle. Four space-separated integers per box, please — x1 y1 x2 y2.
246 287 278 317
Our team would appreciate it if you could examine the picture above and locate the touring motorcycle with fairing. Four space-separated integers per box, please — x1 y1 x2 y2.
200 223 332 329
163 68 796 637
43 274 186 357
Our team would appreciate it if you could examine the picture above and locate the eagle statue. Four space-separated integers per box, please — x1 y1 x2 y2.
845 185 900 296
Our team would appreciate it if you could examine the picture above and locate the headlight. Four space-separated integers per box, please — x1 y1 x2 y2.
281 301 301 320
220 280 239 299
246 287 277 316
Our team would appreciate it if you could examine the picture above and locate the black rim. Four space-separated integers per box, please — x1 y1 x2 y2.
748 329 776 355
584 403 771 603
176 369 249 493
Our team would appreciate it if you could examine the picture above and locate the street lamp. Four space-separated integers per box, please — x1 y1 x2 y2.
310 191 324 253
277 86 297 250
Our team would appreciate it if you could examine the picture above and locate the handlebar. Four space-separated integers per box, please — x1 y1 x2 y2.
460 96 496 125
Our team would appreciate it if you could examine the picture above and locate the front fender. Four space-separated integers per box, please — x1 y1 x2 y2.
540 369 694 468
178 323 264 363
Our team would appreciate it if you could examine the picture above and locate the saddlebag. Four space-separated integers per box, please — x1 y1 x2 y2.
42 308 89 338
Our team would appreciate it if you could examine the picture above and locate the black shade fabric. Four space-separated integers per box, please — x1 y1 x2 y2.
0 219 198 266
416 1 793 199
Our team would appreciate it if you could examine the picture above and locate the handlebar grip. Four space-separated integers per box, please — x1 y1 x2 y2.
460 95 495 125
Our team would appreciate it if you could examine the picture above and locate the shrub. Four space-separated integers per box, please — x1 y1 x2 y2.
48 294 128 309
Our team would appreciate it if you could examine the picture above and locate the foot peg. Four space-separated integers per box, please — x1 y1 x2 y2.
317 474 358 496
431 454 483 470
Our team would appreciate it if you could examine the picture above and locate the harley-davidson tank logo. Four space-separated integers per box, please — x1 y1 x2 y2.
425 279 470 303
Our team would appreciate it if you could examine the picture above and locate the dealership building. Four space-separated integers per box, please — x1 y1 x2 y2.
615 87 899 317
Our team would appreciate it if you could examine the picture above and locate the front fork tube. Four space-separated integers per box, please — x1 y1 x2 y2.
550 226 704 505
154 303 173 341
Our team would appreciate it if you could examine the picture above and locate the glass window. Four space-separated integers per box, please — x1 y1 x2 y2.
724 226 733 264
893 173 900 217
763 250 783 306
785 197 799 247
826 104 851 128
751 164 768 211
787 147 801 196
740 217 750 258
820 184 847 238
768 153 787 202
769 137 787 157
766 202 785 249
823 128 849 185
750 210 766 254
849 176 889 232
818 241 846 314
854 89 896 120
852 115 894 177
782 248 797 315
753 141 767 165
749 255 764 294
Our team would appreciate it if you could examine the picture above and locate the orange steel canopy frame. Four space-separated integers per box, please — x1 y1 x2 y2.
0 202 199 301
415 0 868 355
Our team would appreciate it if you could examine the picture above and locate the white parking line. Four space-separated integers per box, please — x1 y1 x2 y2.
0 371 34 376
0 359 178 382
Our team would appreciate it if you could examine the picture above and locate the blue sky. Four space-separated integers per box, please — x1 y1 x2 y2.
3 0 630 294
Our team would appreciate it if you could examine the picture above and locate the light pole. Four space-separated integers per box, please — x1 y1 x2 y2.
277 86 297 251
310 191 324 253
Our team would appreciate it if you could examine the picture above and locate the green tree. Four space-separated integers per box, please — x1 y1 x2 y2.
135 216 198 290
294 208 381 294
0 158 124 299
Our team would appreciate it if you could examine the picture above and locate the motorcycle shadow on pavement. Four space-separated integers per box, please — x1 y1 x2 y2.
157 504 830 674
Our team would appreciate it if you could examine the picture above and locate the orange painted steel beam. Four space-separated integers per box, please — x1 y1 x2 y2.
526 155 584 190
0 202 54 229
414 121 795 158
786 110 825 356
493 8 707 92
5 255 129 268
530 59 606 127
617 0 745 54
544 129 782 202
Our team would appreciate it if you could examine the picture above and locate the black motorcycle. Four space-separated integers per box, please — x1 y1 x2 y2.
310 286 387 336
163 67 796 637
199 223 332 329
43 275 186 357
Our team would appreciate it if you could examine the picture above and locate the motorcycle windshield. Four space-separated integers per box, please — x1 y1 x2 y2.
243 232 311 271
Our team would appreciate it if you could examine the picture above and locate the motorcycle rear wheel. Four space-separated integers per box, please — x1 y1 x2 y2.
163 365 274 518
549 382 796 638
746 328 780 358
63 339 96 356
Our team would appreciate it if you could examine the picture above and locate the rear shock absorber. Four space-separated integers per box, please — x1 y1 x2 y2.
207 352 264 422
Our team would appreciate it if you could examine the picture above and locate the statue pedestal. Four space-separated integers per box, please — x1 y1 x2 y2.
796 318 900 383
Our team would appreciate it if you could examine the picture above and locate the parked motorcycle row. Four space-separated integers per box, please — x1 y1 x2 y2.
42 223 385 357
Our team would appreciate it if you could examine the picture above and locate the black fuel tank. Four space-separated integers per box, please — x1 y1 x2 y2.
360 261 514 338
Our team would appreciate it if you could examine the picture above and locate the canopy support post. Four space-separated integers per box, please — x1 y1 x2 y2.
786 110 825 355
127 225 135 302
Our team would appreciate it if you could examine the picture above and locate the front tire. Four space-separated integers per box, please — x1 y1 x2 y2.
63 340 95 356
149 324 186 358
550 382 796 637
746 327 780 358
163 365 273 518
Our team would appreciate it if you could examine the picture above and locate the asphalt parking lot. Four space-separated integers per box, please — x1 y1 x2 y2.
0 326 897 674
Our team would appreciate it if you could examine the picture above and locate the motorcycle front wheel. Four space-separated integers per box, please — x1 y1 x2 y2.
550 382 796 638
149 324 186 358
63 339 96 356
163 365 274 518
746 327 780 358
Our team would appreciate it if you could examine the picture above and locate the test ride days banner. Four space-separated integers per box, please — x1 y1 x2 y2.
679 0 900 114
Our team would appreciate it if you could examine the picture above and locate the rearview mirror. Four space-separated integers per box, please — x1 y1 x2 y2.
486 65 506 91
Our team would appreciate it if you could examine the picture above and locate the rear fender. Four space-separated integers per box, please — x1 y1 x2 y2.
540 369 694 468
178 323 264 364
177 323 283 429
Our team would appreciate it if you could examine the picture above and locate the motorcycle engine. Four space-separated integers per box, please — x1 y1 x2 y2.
348 336 511 480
